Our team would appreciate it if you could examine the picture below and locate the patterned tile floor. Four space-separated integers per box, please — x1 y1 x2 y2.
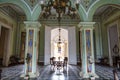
0 64 120 80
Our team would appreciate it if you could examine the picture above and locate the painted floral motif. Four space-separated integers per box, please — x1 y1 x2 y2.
28 39 33 47
86 30 93 73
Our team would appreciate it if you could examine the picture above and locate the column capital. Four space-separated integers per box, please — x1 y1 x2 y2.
24 21 41 28
78 22 95 30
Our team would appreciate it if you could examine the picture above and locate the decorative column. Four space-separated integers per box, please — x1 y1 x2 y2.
78 22 98 78
21 21 40 78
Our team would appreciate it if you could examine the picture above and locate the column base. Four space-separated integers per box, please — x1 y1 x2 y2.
20 72 39 79
88 73 99 78
79 72 99 79
79 72 89 78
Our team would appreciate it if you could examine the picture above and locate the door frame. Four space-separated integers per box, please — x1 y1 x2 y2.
107 21 119 66
0 21 12 66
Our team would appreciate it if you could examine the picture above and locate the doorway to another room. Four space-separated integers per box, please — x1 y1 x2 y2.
0 26 11 66
51 28 68 62
44 26 77 65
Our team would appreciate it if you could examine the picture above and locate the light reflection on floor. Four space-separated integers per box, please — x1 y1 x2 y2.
1 64 120 80
46 66 69 80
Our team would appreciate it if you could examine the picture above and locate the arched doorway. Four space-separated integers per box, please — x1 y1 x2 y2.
44 26 77 65
51 28 68 61
93 4 120 66
0 3 26 66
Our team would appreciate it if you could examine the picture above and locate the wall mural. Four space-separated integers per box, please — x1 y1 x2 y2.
27 29 34 72
86 30 92 73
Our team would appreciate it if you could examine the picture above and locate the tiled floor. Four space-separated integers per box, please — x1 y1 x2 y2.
0 64 120 80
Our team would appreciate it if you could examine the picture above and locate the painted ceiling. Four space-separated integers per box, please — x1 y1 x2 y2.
1 0 119 22
24 0 99 11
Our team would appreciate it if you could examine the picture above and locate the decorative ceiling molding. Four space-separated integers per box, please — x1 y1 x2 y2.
24 0 39 10
101 7 119 21
81 0 97 11
0 5 26 21
21 0 42 16
20 0 100 19
80 0 100 18
0 6 18 21
39 15 80 26
93 6 120 22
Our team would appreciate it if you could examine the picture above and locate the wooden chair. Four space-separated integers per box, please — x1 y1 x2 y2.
63 57 68 70
56 57 63 73
50 57 56 71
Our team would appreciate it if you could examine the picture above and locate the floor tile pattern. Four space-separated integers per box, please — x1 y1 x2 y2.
0 65 120 80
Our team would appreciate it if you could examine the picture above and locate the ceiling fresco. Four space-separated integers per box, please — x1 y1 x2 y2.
23 0 100 12
0 0 119 21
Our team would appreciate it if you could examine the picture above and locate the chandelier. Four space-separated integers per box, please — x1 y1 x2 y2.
40 0 80 53
57 27 62 52
40 0 79 19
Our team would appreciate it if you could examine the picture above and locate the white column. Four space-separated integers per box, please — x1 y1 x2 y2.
44 26 51 65
21 21 40 78
64 43 67 57
78 22 98 78
51 42 54 57
68 27 77 65
80 28 89 78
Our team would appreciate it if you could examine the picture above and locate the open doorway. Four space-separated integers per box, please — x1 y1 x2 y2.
108 24 119 66
20 32 26 62
51 28 68 61
0 26 11 66
44 26 77 65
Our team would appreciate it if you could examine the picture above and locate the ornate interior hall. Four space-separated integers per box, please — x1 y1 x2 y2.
0 0 120 80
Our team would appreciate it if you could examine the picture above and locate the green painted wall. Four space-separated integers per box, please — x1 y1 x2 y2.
100 10 120 59
38 25 45 63
76 26 80 62
0 0 120 66
87 0 120 21
94 21 103 61
0 11 17 58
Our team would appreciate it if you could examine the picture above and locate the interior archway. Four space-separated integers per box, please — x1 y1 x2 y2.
93 4 120 66
0 4 26 66
87 0 120 21
51 28 68 61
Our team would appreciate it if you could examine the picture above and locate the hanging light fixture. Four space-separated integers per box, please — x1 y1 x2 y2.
57 10 62 53
40 0 79 52
40 0 79 19
57 28 62 52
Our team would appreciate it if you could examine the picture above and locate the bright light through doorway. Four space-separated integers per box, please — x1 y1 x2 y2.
54 43 65 61
51 28 68 61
